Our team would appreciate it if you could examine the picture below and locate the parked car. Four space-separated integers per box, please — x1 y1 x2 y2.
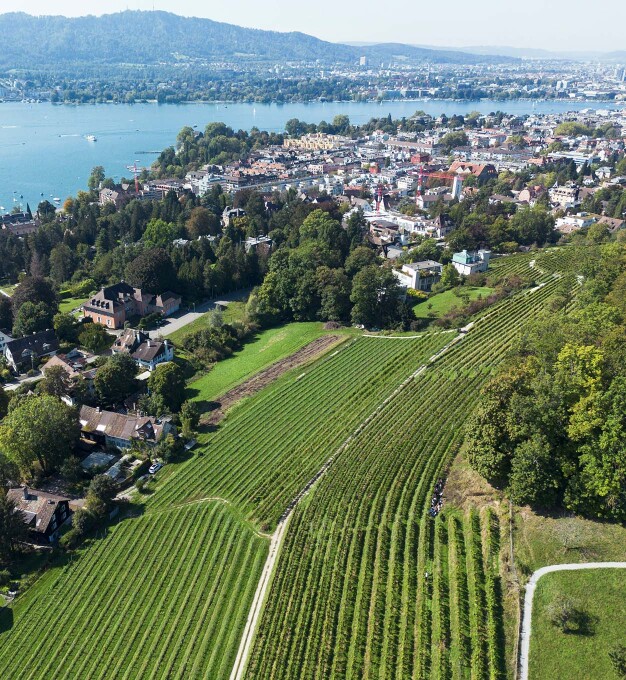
148 461 163 474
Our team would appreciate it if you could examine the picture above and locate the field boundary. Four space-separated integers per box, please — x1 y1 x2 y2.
518 562 626 680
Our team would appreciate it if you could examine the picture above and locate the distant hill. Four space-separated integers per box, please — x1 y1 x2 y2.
0 11 517 67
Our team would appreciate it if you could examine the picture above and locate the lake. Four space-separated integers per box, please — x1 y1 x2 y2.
0 99 624 212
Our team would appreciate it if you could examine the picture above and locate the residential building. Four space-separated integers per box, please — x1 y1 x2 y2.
1 211 39 236
549 182 580 209
4 329 59 373
111 329 173 371
79 406 175 450
451 249 491 276
7 487 71 543
83 282 181 330
131 339 174 372
448 161 497 184
0 329 13 353
393 261 444 292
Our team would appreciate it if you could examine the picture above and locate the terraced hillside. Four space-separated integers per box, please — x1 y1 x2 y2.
246 271 564 680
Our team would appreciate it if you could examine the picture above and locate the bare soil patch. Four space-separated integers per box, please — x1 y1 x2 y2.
200 334 344 425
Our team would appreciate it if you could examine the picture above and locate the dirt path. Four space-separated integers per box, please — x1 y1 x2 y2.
518 562 626 680
200 334 343 425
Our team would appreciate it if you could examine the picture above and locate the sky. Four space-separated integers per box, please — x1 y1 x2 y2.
0 0 624 52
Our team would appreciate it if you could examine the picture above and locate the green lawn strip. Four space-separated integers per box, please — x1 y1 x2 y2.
414 287 495 319
529 569 626 680
185 321 331 404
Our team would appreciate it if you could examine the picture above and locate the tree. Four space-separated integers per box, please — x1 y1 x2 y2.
11 276 57 313
0 386 8 420
147 362 186 414
438 263 461 290
0 395 80 477
78 323 110 353
0 296 12 331
87 166 105 191
125 248 178 294
609 645 626 678
12 301 54 337
344 246 378 277
86 474 117 519
40 365 71 398
547 595 591 634
315 266 351 323
94 354 138 406
53 312 80 344
0 490 28 564
49 244 76 284
142 218 180 249
186 207 220 239
440 131 469 152
350 265 402 328
507 433 559 507
179 400 201 437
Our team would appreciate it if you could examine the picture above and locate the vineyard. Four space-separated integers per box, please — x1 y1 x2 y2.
0 248 579 679
0 501 268 680
246 266 567 680
149 332 453 528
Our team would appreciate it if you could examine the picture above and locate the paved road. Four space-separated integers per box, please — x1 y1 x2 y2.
4 373 42 391
148 289 250 339
519 561 626 680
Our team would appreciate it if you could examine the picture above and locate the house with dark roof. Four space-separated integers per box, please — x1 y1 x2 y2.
4 329 59 373
111 329 173 371
7 487 71 543
131 339 173 372
83 283 181 329
79 405 175 450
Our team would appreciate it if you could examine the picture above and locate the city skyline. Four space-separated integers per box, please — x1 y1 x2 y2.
1 0 625 53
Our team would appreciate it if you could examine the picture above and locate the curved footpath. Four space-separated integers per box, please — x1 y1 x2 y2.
519 562 626 680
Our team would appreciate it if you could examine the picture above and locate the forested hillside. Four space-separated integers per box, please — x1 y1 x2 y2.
0 11 514 67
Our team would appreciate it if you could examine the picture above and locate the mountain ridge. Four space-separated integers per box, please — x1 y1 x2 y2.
0 10 517 67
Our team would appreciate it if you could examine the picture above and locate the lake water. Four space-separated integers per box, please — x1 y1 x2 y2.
0 99 624 212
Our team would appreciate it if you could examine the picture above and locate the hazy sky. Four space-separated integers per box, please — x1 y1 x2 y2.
2 0 624 52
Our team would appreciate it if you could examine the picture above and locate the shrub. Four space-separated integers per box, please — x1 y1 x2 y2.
60 528 84 550
0 569 11 587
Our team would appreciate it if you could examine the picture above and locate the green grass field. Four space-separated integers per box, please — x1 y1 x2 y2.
414 286 494 318
186 321 330 404
529 569 626 680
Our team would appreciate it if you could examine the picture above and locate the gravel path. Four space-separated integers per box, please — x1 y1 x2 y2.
518 561 626 680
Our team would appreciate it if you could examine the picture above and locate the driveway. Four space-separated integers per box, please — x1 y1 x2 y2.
148 288 250 339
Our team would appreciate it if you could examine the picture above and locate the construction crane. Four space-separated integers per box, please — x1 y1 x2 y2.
126 161 142 195
415 166 462 206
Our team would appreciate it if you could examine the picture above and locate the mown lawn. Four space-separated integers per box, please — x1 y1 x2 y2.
58 296 89 314
186 321 329 404
529 569 626 680
0 283 18 297
413 286 494 319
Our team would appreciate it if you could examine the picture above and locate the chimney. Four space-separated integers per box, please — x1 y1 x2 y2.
22 486 28 500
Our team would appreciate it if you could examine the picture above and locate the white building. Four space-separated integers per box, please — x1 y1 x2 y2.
393 261 444 292
451 250 491 276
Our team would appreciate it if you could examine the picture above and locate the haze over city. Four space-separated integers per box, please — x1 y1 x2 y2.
1 0 625 52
